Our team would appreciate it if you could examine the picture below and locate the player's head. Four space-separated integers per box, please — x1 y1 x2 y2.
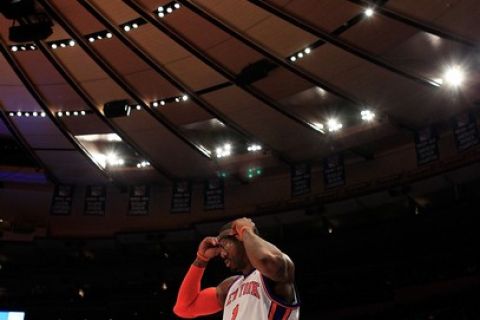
217 220 258 273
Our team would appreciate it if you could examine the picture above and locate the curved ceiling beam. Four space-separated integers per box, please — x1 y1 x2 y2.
38 0 211 160
78 0 292 166
0 104 58 184
35 40 175 182
178 0 362 107
122 0 324 136
0 36 114 184
347 0 478 49
248 0 440 88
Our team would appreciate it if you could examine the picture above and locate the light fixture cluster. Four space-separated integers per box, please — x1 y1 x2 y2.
56 110 91 117
136 160 151 168
8 111 46 118
50 39 76 50
88 31 113 43
247 167 262 179
247 144 262 152
289 47 312 62
92 152 125 168
361 109 375 121
215 143 232 158
120 18 146 33
157 2 182 18
133 94 189 110
10 44 36 52
8 3 182 52
327 119 343 132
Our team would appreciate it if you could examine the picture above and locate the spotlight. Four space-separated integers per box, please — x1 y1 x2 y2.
364 8 374 17
327 118 342 132
361 109 375 121
443 65 465 87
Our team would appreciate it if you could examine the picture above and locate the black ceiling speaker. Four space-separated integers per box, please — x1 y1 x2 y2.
1 0 53 42
9 16 53 42
237 59 277 85
0 0 35 20
104 100 131 118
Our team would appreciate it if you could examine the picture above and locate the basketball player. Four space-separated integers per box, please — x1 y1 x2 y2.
173 217 300 319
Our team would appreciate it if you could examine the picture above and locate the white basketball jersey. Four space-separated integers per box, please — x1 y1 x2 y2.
222 269 300 320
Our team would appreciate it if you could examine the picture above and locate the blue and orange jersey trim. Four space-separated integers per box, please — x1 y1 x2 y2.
268 301 294 320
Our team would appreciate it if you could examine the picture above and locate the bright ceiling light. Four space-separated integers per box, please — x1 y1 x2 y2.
106 152 124 166
247 144 262 152
76 133 122 142
216 143 232 158
443 65 465 87
361 109 375 121
310 122 325 133
364 8 374 17
327 118 343 132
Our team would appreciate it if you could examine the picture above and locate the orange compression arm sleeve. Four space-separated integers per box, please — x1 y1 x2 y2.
173 264 222 318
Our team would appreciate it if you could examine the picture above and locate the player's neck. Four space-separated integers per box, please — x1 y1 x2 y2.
241 263 255 276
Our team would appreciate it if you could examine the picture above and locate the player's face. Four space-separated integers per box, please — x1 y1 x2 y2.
218 236 246 272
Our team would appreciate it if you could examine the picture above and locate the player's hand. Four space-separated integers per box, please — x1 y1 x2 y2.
232 217 255 241
197 236 220 261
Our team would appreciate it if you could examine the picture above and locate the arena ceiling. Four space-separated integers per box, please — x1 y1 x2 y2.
0 0 479 188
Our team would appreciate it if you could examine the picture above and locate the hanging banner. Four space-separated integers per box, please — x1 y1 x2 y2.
453 112 479 151
50 184 74 215
171 181 191 213
84 185 106 216
323 154 345 189
291 163 311 197
204 178 224 210
415 126 439 165
128 185 150 216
